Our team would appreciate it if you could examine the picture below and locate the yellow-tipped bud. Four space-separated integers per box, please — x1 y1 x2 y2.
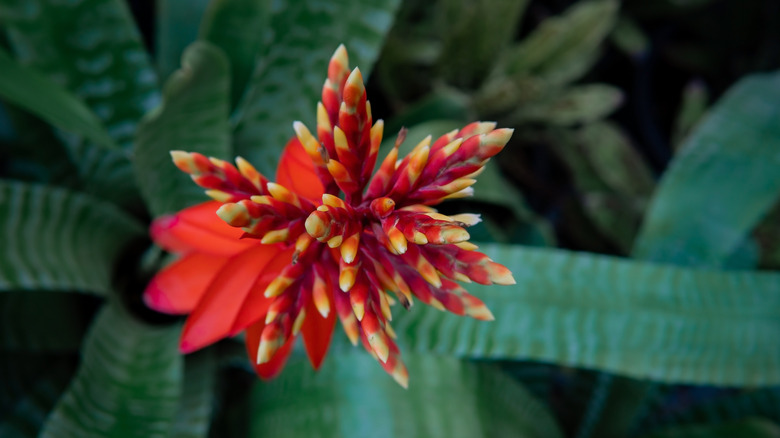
292 309 306 335
205 189 233 202
260 228 289 244
340 232 360 264
216 203 250 227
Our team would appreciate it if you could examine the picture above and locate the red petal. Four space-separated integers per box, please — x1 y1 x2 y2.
276 137 324 203
228 248 296 336
245 319 296 379
151 201 251 256
143 252 228 314
179 244 281 353
300 289 337 369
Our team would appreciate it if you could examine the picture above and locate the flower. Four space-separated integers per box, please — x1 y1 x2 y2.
144 45 515 387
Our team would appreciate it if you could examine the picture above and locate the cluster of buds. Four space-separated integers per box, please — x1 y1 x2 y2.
164 45 514 386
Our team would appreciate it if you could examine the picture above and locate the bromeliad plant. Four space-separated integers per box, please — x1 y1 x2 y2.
1 0 780 437
146 45 515 386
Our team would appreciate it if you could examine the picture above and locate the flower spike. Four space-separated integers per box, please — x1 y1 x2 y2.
145 45 515 387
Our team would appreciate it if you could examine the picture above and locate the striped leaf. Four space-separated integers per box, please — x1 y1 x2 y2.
251 352 562 438
199 0 273 107
0 181 144 294
1 0 160 204
394 244 780 386
0 50 116 150
134 41 232 217
40 303 183 438
634 72 780 267
233 0 400 174
0 0 159 149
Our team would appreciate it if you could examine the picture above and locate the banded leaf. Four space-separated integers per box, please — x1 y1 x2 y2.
0 181 144 294
40 303 182 438
395 244 780 386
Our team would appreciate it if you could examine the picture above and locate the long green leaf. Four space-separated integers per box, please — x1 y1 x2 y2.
634 72 780 266
0 181 144 294
233 0 400 174
1 0 159 149
251 352 562 438
1 0 160 204
40 303 182 438
199 0 273 108
134 41 232 217
394 244 780 386
502 0 617 83
0 50 116 150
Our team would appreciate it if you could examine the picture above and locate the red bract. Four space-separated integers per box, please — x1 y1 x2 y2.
144 45 515 387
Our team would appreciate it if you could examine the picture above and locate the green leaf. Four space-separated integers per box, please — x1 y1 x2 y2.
233 0 401 174
671 80 709 151
639 418 780 438
435 0 530 89
634 72 780 267
251 352 562 438
0 293 96 352
155 0 212 81
610 16 650 58
508 84 623 126
1 0 159 149
134 41 232 217
0 181 144 294
40 303 183 438
199 0 273 107
576 122 656 197
0 50 117 150
501 0 617 83
1 0 160 204
170 350 216 438
394 243 780 386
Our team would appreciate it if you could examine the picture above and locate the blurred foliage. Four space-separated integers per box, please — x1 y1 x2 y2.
0 0 779 437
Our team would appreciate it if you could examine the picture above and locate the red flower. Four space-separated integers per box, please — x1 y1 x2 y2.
144 45 514 387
